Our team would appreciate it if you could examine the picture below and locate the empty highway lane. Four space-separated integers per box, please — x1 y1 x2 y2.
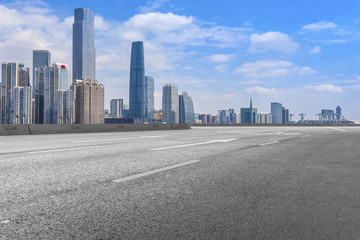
1 126 360 239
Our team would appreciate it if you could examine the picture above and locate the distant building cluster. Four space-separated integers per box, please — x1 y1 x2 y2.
1 8 104 125
194 100 351 125
106 41 195 125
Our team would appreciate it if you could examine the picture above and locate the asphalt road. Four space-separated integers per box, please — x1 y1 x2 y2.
1 126 360 239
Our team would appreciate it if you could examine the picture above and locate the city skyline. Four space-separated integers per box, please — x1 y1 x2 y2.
0 1 359 119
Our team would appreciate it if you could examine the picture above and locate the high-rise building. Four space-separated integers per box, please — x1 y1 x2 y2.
146 76 155 119
72 79 104 124
336 106 342 121
282 107 289 124
271 102 283 124
321 109 335 121
110 99 123 118
229 108 237 124
162 84 179 124
241 98 257 124
129 41 147 118
73 8 95 81
33 50 51 91
34 64 72 124
199 114 208 124
56 63 72 124
218 110 230 124
236 113 241 124
179 91 195 124
1 62 32 124
258 112 272 124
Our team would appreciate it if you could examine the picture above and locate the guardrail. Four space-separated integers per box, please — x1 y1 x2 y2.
0 124 191 136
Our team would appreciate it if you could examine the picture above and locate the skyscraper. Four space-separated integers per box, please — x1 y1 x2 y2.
162 84 179 124
241 98 258 124
282 107 289 124
218 110 230 124
110 99 123 118
321 109 335 121
179 91 195 124
73 8 95 81
271 102 283 124
129 41 147 119
146 76 155 119
336 106 342 121
33 50 51 123
229 108 237 124
1 62 32 124
33 50 51 90
34 63 72 124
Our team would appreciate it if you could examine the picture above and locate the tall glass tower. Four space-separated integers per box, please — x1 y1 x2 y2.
336 106 342 121
162 84 179 124
179 91 195 124
129 41 147 118
73 8 95 81
271 102 283 124
33 50 51 89
146 76 154 119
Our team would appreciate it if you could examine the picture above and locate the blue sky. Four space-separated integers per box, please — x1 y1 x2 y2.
1 0 360 120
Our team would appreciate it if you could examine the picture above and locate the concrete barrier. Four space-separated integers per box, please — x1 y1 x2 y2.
0 123 191 136
192 123 360 127
0 125 31 136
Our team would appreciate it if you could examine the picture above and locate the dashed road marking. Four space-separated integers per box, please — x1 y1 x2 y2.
73 135 166 143
150 139 238 151
327 127 346 132
28 146 100 154
259 141 279 146
112 160 200 183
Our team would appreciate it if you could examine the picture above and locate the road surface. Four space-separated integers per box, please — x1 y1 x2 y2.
1 126 360 239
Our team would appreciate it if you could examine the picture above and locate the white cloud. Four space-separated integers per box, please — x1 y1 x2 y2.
321 39 347 44
310 46 321 54
297 66 316 75
138 0 168 13
302 21 337 31
209 54 234 62
95 12 251 73
245 86 278 94
249 32 299 53
214 64 227 73
235 60 315 78
305 84 343 93
0 4 72 70
235 60 294 78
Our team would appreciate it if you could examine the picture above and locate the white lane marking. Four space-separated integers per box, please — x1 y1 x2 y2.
301 135 311 138
112 160 200 183
259 141 279 146
283 133 301 135
1 220 10 224
28 146 100 154
327 127 346 132
150 138 238 151
217 131 251 133
177 137 203 141
73 135 166 143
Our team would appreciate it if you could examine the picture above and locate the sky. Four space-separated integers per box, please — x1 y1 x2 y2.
0 0 360 120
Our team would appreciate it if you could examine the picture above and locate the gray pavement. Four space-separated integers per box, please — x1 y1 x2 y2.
1 126 360 239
